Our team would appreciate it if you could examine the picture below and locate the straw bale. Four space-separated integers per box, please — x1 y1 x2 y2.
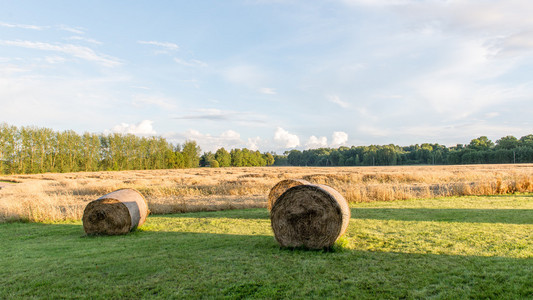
82 188 149 235
267 179 310 211
270 184 350 249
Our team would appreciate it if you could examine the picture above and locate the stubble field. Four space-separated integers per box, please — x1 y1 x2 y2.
1 164 533 223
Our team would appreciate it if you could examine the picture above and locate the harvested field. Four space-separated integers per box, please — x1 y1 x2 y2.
1 164 533 223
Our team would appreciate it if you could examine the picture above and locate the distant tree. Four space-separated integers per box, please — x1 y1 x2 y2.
519 134 533 148
200 152 215 167
265 152 275 166
287 150 303 166
272 154 288 166
215 148 231 167
467 136 494 151
182 140 201 168
230 149 243 167
329 150 342 166
495 135 519 150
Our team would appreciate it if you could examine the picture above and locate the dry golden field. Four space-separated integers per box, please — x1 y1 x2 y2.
1 164 533 223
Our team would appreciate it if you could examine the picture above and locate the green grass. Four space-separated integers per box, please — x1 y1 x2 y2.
1 195 532 299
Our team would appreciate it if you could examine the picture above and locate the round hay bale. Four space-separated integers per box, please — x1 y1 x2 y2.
267 179 311 211
270 184 350 249
82 188 149 235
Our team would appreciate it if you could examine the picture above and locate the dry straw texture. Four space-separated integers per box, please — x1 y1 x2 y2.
82 189 149 235
267 178 310 210
1 164 533 223
270 184 350 249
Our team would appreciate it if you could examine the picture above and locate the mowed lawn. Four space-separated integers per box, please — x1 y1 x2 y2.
1 195 532 299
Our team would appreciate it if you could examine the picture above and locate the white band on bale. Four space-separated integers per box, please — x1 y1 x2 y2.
267 178 311 211
270 184 350 249
82 188 149 235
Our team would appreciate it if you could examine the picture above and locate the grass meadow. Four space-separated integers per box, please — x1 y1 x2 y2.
0 165 532 298
0 195 531 298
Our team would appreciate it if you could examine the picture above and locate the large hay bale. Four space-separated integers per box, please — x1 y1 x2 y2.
270 184 350 249
267 179 310 211
82 189 149 235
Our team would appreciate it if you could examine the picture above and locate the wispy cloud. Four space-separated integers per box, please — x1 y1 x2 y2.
57 25 85 34
174 109 266 124
222 64 267 87
138 40 179 50
0 21 45 30
0 22 85 34
0 40 121 67
132 94 178 110
67 36 102 45
327 95 350 108
174 109 236 121
259 87 276 95
174 58 208 67
357 125 390 137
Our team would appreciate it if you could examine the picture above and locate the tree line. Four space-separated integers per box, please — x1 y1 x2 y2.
0 124 274 174
280 135 533 167
2 123 533 174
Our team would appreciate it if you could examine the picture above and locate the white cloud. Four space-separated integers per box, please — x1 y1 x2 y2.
45 56 66 64
174 58 208 67
110 120 157 136
274 127 300 148
138 40 179 50
174 108 267 126
0 40 121 67
57 25 85 34
247 137 262 151
327 95 350 108
0 67 131 128
485 112 500 118
331 131 348 147
220 130 241 141
259 87 276 95
223 64 266 87
132 94 178 110
306 136 328 149
410 38 524 119
357 125 390 137
67 36 102 45
0 64 29 75
170 129 244 152
0 21 45 30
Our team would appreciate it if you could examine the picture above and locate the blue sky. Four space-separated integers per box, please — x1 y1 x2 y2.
1 0 532 153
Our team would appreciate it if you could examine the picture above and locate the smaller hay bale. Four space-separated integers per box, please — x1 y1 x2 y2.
270 184 350 249
267 179 310 211
82 188 149 235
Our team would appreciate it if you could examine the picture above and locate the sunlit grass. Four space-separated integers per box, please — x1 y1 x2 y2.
1 195 531 298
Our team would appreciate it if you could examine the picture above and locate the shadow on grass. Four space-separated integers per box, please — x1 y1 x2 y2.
155 207 533 225
0 221 532 299
351 208 533 224
157 208 271 220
